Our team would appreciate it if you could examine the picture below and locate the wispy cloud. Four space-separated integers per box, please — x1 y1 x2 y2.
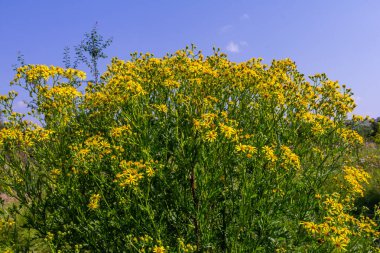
239 41 248 47
226 41 240 53
219 25 233 34
240 13 250 21
15 100 28 109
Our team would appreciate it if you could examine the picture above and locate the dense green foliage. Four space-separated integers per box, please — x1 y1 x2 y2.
0 48 379 252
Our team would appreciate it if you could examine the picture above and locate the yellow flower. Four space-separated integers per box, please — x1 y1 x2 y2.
114 160 156 187
235 143 257 155
152 245 166 253
280 145 300 170
235 143 245 152
330 236 348 251
318 223 330 235
50 168 61 178
301 221 319 234
152 104 168 113
88 194 101 209
263 146 277 163
205 130 217 142
146 167 155 177
219 123 236 139
193 119 202 130
201 113 217 123
110 125 132 138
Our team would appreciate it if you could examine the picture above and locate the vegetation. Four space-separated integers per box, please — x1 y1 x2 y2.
346 117 379 143
0 45 379 252
63 23 113 84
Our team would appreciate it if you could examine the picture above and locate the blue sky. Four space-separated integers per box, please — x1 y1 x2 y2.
1 0 380 117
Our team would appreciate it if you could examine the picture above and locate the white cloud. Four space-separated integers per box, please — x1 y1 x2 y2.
219 25 233 33
15 100 28 109
226 42 240 53
239 41 248 46
240 14 250 21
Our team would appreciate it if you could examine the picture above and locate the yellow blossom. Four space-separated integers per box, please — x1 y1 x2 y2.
219 123 236 139
263 146 277 163
88 194 101 209
152 245 165 253
330 236 348 251
205 130 217 142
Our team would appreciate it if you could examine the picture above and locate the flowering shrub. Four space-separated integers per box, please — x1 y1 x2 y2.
0 47 378 252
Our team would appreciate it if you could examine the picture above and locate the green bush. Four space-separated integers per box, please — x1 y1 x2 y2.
0 48 378 252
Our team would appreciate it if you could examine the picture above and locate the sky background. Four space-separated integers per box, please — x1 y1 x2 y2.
1 0 380 117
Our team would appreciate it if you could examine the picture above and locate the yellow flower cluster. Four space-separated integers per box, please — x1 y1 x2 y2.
73 135 112 165
152 104 168 113
0 125 53 149
110 125 132 139
177 238 197 253
337 128 364 146
193 112 246 144
302 192 379 251
127 234 197 253
1 49 368 251
279 145 301 171
219 123 237 139
296 112 337 137
198 113 218 130
114 160 158 188
235 143 257 158
88 193 101 209
126 234 185 253
45 86 82 98
13 65 86 84
262 146 277 163
8 51 357 132
204 130 218 143
351 114 364 122
302 164 378 251
40 86 82 124
342 166 370 197
0 217 15 231
50 168 62 179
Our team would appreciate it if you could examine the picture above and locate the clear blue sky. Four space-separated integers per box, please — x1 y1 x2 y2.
1 0 380 117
